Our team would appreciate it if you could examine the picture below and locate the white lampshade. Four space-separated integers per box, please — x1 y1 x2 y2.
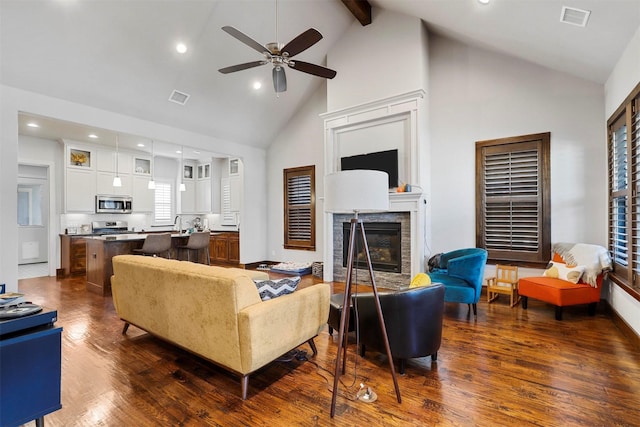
324 170 389 213
112 176 122 187
179 183 186 192
147 179 156 190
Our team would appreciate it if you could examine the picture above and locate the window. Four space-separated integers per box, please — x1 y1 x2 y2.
608 82 640 295
476 132 551 265
154 180 173 224
284 165 315 250
17 184 43 226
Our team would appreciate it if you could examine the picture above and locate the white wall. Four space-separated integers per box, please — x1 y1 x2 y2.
1 85 269 291
266 84 326 264
605 26 640 117
18 135 64 272
327 8 427 112
429 34 606 253
604 25 640 336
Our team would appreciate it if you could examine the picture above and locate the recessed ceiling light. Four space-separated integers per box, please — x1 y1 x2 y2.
193 150 201 154
88 134 98 139
253 81 262 90
137 143 145 147
176 43 187 54
478 0 490 4
27 122 39 128
176 150 182 154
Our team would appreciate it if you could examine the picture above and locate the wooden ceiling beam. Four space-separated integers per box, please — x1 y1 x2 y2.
341 0 372 26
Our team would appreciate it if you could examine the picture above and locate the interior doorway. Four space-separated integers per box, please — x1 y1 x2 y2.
18 164 50 278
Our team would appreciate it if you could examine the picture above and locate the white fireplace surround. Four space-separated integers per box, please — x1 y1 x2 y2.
321 90 427 285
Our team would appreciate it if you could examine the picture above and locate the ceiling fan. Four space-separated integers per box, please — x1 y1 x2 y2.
218 19 337 93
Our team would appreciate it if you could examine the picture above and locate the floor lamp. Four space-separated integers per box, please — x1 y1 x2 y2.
324 170 401 417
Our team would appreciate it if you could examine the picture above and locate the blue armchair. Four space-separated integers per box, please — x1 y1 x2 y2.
427 248 488 317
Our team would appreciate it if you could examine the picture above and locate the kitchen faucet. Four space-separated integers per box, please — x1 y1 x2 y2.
174 215 182 234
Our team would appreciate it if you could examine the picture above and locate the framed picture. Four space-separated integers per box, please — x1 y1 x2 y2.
183 165 193 179
69 148 91 167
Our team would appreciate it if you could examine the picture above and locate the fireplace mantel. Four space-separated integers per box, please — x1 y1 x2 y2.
389 191 423 212
322 91 428 285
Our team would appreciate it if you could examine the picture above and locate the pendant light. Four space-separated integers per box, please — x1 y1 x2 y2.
147 140 156 190
113 134 122 187
179 146 186 192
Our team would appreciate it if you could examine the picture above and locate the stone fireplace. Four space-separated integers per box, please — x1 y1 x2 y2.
333 212 411 290
322 90 428 289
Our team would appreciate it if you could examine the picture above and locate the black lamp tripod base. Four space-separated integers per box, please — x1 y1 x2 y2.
330 217 401 417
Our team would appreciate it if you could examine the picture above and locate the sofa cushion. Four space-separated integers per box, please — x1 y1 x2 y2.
543 261 585 284
427 272 475 303
519 276 601 306
253 276 301 301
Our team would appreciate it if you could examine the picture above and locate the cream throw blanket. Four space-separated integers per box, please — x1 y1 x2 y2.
552 243 612 287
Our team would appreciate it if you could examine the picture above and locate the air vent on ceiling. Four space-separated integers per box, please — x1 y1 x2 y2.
168 90 190 105
560 6 591 27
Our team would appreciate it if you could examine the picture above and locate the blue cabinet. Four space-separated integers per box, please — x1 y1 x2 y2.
0 309 62 427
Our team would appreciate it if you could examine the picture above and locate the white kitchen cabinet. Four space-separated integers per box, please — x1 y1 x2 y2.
65 143 95 212
66 168 96 212
96 149 132 174
229 158 239 175
195 162 212 213
132 175 154 212
197 163 211 179
96 171 132 196
210 158 223 213
180 180 196 214
229 175 241 212
196 179 211 213
133 156 152 175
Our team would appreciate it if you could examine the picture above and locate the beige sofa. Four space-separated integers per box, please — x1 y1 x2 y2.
110 255 330 399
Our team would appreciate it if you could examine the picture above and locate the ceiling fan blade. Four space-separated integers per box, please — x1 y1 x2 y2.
222 26 269 55
281 28 323 58
288 60 337 79
218 60 266 74
272 66 287 93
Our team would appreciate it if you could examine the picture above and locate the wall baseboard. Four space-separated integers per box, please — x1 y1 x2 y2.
603 300 640 351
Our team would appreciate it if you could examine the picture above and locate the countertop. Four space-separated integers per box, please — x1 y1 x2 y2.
62 229 238 238
86 233 187 241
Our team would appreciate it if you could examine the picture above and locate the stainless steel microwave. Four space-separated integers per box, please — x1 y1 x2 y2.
95 195 132 214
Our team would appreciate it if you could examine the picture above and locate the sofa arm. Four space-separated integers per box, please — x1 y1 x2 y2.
237 283 330 374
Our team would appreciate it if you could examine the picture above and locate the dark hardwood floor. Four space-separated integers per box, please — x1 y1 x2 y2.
16 273 640 426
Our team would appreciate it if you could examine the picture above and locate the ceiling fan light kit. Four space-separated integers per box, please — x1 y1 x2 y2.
218 24 336 94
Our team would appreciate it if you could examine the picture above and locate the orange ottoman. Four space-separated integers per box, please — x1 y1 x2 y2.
519 275 602 320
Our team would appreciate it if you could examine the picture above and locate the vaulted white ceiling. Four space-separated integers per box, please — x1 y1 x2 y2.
373 0 640 84
3 0 639 152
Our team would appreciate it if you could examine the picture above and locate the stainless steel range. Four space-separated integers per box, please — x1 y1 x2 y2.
91 221 129 235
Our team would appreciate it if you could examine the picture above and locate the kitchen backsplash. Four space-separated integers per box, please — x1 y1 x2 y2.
61 212 238 234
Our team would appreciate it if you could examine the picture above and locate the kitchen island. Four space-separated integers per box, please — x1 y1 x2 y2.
85 230 240 296
85 233 189 296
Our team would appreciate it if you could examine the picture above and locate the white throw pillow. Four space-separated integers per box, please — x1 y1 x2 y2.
543 261 585 284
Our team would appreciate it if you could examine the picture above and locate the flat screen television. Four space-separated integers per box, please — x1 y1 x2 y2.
340 149 398 188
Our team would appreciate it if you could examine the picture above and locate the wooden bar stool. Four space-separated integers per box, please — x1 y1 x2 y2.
177 231 211 265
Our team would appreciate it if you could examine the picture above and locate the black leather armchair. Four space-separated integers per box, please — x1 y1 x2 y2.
352 284 445 374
